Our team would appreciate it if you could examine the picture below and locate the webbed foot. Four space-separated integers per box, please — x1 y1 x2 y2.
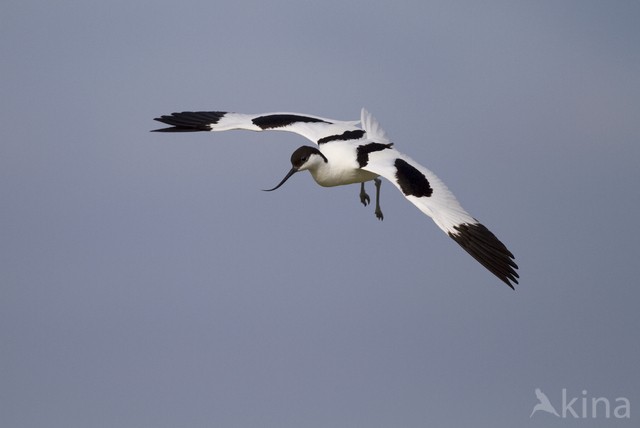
359 182 370 206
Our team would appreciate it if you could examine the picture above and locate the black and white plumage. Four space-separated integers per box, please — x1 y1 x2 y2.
152 108 519 288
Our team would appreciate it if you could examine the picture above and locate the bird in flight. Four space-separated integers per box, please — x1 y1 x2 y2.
152 108 518 288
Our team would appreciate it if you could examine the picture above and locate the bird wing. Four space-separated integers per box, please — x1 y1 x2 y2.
358 109 518 288
152 111 364 146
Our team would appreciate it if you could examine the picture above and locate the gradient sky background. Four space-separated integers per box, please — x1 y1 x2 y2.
1 1 639 427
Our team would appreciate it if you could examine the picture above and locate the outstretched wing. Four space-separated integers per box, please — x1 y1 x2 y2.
359 109 518 288
152 111 364 146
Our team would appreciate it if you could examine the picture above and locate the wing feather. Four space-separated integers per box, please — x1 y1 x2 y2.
359 109 518 287
153 111 361 146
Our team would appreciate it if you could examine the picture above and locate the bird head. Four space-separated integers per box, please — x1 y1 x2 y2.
263 146 327 192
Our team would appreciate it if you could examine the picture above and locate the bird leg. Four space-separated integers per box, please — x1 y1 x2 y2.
374 178 383 220
359 182 370 206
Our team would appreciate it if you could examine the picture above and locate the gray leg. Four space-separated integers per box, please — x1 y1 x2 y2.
359 182 370 206
374 178 383 220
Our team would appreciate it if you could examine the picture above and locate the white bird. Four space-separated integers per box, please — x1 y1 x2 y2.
152 108 519 288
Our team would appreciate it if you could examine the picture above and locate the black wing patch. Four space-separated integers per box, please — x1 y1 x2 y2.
318 130 366 145
448 223 519 289
152 111 225 132
394 158 433 197
356 142 394 168
252 114 329 130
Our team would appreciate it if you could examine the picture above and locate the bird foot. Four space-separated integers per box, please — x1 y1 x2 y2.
359 183 370 206
375 208 384 221
374 178 383 220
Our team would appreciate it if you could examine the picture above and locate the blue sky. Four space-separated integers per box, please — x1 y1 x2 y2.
1 1 639 427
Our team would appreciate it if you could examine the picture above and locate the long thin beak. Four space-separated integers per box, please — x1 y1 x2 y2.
263 167 298 192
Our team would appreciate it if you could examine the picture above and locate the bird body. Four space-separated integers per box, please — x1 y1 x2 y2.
306 141 380 187
153 108 519 288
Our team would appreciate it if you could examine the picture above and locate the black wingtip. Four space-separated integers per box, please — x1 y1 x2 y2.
150 127 205 133
448 223 519 289
151 111 227 132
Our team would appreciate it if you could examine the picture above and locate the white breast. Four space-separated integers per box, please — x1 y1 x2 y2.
310 141 379 187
